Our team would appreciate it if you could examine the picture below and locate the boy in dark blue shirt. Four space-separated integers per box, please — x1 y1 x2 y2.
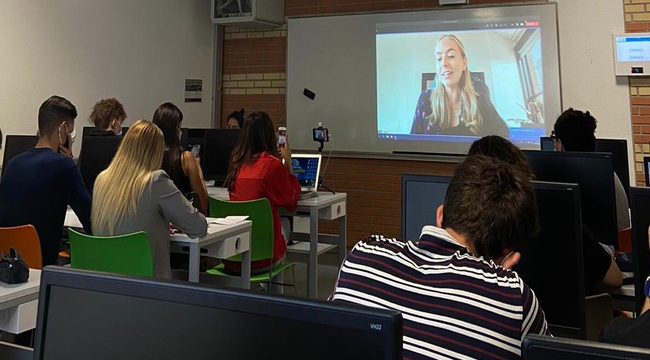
0 96 91 265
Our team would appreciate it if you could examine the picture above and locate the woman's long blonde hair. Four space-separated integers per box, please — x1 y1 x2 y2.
92 119 165 236
427 34 482 134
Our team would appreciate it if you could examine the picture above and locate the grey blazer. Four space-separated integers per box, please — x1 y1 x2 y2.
97 170 207 278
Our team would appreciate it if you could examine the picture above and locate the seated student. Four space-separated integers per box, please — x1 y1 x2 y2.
223 112 300 272
226 109 245 129
0 96 91 265
152 103 209 215
92 120 207 279
331 155 548 360
552 108 630 230
87 98 127 136
468 135 623 292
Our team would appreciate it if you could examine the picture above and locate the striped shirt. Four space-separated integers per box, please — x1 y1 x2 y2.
331 226 549 360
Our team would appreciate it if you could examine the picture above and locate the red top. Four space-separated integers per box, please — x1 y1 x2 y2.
227 152 300 271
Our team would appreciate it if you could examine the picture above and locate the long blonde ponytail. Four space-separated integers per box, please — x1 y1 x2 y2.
91 120 165 236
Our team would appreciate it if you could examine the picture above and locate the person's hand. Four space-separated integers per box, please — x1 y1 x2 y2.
278 134 293 172
498 251 521 270
58 123 73 158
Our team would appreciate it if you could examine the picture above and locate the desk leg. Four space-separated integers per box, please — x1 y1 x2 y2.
188 244 200 283
241 248 251 290
338 214 347 267
308 208 319 298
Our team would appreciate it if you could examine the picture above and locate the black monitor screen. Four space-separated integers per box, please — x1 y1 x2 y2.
524 150 618 248
78 137 122 196
401 174 450 241
203 129 240 185
2 135 38 175
523 334 650 360
515 181 585 339
35 268 402 360
630 187 650 315
540 136 553 151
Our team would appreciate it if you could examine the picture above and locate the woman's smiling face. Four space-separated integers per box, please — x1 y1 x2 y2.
435 37 467 90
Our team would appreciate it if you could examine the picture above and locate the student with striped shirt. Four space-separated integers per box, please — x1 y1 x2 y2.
331 155 549 360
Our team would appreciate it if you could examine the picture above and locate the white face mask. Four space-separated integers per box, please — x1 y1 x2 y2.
70 128 76 145
178 129 183 141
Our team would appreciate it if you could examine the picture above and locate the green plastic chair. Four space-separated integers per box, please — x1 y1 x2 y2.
207 197 295 291
67 228 154 277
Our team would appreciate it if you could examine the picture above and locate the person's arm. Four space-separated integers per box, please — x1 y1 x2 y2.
181 150 208 215
521 281 550 337
267 144 300 212
65 162 92 233
582 225 623 290
613 174 630 230
602 257 624 288
154 173 207 239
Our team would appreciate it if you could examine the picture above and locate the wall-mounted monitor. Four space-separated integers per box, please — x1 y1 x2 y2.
614 33 650 76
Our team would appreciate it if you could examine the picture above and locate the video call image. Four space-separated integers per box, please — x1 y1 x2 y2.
377 26 546 146
292 158 319 188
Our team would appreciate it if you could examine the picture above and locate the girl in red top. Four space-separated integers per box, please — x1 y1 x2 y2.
223 112 300 272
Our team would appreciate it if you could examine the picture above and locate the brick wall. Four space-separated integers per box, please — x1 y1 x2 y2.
220 0 530 246
625 0 650 184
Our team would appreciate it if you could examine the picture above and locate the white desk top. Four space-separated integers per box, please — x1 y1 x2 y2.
0 269 40 312
609 284 635 298
207 186 347 209
170 219 251 245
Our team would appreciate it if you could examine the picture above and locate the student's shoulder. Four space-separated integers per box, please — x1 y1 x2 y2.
349 234 407 255
151 169 171 183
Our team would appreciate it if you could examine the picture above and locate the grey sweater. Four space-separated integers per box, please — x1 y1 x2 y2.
96 170 207 278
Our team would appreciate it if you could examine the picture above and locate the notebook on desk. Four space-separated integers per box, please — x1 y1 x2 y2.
292 154 322 200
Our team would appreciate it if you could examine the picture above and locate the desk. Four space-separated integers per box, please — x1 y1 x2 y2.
170 220 252 289
0 269 40 334
207 186 347 298
64 210 252 290
609 284 635 312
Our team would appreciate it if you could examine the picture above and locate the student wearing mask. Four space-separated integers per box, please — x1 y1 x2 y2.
468 135 622 293
92 120 207 279
226 109 245 129
0 96 91 265
223 112 300 273
88 98 127 136
152 103 209 215
331 155 548 360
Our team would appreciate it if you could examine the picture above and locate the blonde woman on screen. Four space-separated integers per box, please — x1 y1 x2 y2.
92 119 207 279
411 34 509 137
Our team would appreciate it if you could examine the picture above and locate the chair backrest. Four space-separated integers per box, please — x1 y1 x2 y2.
0 225 42 269
67 229 153 277
209 197 273 262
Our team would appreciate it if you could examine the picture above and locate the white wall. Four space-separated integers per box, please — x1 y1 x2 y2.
0 0 214 157
556 0 634 185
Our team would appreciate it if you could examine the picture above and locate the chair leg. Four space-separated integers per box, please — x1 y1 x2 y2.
292 266 298 297
271 272 284 295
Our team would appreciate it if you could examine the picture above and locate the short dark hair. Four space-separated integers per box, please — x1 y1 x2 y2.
442 155 538 260
38 96 77 136
227 109 245 128
88 98 127 129
468 135 534 180
553 108 597 152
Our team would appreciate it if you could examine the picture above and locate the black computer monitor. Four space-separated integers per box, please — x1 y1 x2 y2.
522 334 650 359
515 181 586 339
33 267 403 360
77 137 122 196
630 186 650 315
541 137 630 199
524 150 619 248
203 129 241 186
540 136 553 151
401 174 451 241
645 157 650 187
2 135 39 176
595 139 630 200
82 126 129 137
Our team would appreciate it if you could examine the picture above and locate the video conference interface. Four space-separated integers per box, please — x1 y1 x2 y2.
376 17 547 147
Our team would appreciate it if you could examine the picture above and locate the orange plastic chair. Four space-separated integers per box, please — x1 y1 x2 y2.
0 225 42 269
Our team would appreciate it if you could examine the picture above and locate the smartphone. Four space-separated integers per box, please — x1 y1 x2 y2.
278 127 287 148
313 128 329 142
191 144 201 158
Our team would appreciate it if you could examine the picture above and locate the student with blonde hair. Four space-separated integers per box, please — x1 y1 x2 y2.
411 34 508 137
92 120 207 279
